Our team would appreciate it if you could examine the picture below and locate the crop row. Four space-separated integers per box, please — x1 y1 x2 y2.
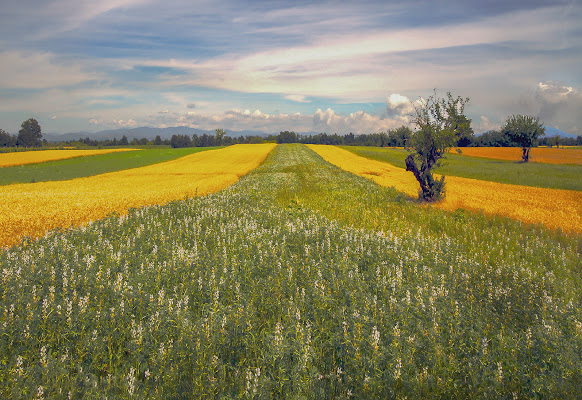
0 144 275 248
309 145 582 233
0 149 138 168
451 147 582 165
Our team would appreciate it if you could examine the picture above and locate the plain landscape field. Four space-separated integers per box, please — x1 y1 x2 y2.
310 145 582 233
0 148 138 168
0 144 275 248
342 146 582 191
0 147 219 186
1 144 581 398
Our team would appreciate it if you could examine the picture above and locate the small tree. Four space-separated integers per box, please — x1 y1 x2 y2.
215 129 227 146
405 91 471 202
501 115 545 162
17 118 42 147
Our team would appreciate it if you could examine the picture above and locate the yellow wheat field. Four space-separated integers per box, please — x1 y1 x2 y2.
308 145 582 233
0 148 138 167
451 147 582 165
0 144 276 248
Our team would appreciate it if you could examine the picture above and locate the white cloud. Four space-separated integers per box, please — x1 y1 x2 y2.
285 94 310 103
475 116 498 132
386 93 416 116
113 119 138 128
535 81 582 134
0 51 95 89
138 5 576 102
313 108 403 133
145 107 403 134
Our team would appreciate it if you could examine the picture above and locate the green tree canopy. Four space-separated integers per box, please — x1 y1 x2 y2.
501 115 545 162
16 118 42 147
215 129 227 146
0 129 16 147
405 91 471 202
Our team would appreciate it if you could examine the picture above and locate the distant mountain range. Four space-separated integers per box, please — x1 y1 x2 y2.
543 126 578 138
42 127 286 142
42 125 578 142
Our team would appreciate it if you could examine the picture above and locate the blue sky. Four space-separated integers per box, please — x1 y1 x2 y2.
1 0 581 135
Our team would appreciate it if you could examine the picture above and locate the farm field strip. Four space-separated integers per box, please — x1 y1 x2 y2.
0 143 275 248
451 146 582 165
343 146 582 191
309 145 582 233
0 148 138 167
0 147 218 186
1 144 580 398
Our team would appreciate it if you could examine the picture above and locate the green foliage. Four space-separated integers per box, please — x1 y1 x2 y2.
406 91 472 201
277 130 300 143
343 146 582 191
0 147 217 186
17 118 43 148
0 129 17 147
0 144 580 398
501 115 545 162
214 129 227 146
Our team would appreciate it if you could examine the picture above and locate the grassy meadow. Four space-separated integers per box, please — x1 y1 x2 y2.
1 144 581 398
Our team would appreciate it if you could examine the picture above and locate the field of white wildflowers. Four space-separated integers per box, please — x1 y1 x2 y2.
1 144 581 399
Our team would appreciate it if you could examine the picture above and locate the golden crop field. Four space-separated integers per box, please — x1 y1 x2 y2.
308 145 582 233
451 147 582 165
0 148 138 167
0 144 276 248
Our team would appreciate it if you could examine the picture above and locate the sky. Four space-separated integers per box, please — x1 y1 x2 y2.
1 0 581 135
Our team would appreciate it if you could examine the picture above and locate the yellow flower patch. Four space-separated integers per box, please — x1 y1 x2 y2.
308 145 582 233
0 148 139 167
0 144 276 248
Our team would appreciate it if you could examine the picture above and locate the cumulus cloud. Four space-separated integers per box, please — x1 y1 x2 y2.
145 107 404 134
285 94 310 103
535 81 582 134
113 119 138 127
313 108 403 133
186 103 197 109
386 93 416 116
475 116 497 132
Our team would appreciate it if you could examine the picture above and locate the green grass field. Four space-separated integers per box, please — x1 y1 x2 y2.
0 147 218 185
343 146 582 191
1 144 580 398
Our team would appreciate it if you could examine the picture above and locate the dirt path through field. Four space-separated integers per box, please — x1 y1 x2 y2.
308 145 582 233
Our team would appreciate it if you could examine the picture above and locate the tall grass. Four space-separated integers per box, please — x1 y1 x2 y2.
1 144 580 398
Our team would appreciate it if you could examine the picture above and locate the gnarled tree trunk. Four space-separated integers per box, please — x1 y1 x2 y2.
405 154 445 202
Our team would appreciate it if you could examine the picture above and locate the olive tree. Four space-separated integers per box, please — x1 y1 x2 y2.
405 91 472 202
501 115 545 162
